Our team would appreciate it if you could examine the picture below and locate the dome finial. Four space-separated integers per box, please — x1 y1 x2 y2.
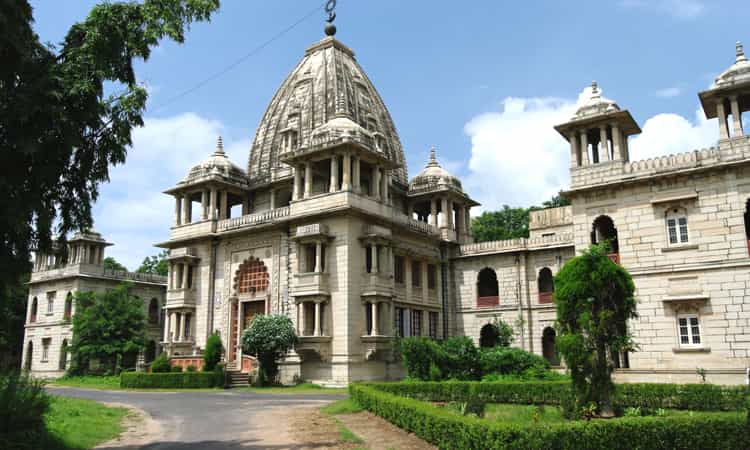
427 147 440 167
213 136 225 156
324 0 337 36
736 41 746 62
591 80 599 94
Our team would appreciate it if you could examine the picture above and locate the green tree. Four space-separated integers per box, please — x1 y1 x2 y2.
69 283 147 375
471 206 530 242
0 0 219 342
0 275 29 370
137 250 169 276
540 192 571 209
241 315 296 385
554 243 637 417
103 256 128 272
203 331 222 372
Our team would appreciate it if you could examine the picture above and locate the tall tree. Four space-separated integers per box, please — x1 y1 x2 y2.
0 274 28 370
0 0 220 337
137 250 169 276
69 283 147 375
554 243 637 417
471 205 530 242
103 256 128 272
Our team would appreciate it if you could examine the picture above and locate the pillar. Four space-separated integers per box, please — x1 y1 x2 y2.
209 189 217 220
176 313 183 342
182 263 189 290
405 255 412 302
200 191 208 220
314 301 321 337
717 100 730 140
293 165 302 200
371 244 379 274
296 301 302 335
329 156 339 193
371 301 379 336
421 260 428 300
611 123 622 160
269 189 276 210
304 161 313 198
440 197 449 228
447 199 454 229
580 130 589 165
174 195 182 226
730 95 744 137
599 125 610 161
372 166 381 199
382 169 390 203
163 310 170 342
430 199 438 226
314 241 322 273
568 132 579 167
353 156 361 193
236 301 243 359
168 262 173 289
457 205 466 235
342 153 351 190
220 191 228 219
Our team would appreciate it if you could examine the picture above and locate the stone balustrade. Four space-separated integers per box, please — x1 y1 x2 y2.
30 263 167 285
217 206 290 232
166 287 196 307
458 233 574 256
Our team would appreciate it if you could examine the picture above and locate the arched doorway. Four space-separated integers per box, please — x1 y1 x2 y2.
479 323 499 348
542 327 559 366
477 268 499 307
59 339 68 371
591 215 619 262
24 341 33 371
537 267 554 304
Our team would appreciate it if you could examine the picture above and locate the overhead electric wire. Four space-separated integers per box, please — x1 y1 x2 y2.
151 1 327 112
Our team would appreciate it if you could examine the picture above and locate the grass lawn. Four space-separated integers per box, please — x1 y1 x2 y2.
321 398 364 415
241 382 347 395
51 376 122 390
46 395 128 449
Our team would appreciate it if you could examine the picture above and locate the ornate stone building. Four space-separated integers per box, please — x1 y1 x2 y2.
22 231 166 377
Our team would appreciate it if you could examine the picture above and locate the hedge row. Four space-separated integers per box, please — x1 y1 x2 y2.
349 384 749 450
120 371 224 389
361 381 748 411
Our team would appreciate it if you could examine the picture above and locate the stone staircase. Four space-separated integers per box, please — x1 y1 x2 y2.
224 362 250 388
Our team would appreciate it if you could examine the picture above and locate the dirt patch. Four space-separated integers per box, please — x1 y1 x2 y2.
337 411 436 450
286 405 363 449
95 402 161 449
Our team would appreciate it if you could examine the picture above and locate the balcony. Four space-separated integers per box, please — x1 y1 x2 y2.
292 272 329 297
477 296 499 308
170 220 215 240
538 292 554 304
361 273 392 298
166 288 196 307
296 336 332 361
361 335 394 361
218 206 290 233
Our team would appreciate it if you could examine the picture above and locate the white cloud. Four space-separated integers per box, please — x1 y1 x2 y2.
463 92 719 212
621 0 706 19
655 87 682 98
92 113 249 270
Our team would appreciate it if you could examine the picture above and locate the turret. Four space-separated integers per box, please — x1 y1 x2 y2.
699 41 750 141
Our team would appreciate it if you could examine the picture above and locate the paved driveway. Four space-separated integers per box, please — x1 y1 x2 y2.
47 387 345 450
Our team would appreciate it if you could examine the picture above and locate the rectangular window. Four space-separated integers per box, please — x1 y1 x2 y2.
394 307 404 337
667 215 689 244
46 291 55 315
304 245 316 273
412 261 421 287
428 311 439 339
394 256 405 284
365 302 373 335
411 310 422 336
42 338 51 362
427 264 437 290
678 315 701 346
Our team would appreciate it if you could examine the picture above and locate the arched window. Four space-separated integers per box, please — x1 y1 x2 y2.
59 339 68 371
64 293 73 320
24 341 33 371
591 215 619 262
479 323 499 348
233 258 269 295
477 268 499 307
665 207 689 245
29 297 38 323
542 327 559 365
538 268 554 304
148 298 159 324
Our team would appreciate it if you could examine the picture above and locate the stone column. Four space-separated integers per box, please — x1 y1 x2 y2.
372 166 381 199
200 191 208 220
421 260 428 300
314 301 321 337
174 195 182 226
717 100 730 140
296 302 302 335
568 132 579 167
440 197 449 228
371 301 379 336
353 156 361 193
731 96 744 137
329 156 339 193
447 200 454 229
611 123 622 160
405 255 412 303
293 165 302 200
304 161 313 198
163 311 170 342
269 189 276 210
315 241 322 273
382 169 390 203
342 153 351 191
436 264 443 337
236 301 243 359
599 125 610 161
181 195 189 224
580 131 589 165
221 191 228 219
182 263 189 290
209 189 217 220
371 244 379 274
430 199 438 226
177 313 184 342
168 262 173 289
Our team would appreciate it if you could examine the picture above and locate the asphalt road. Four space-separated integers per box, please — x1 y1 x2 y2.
47 386 345 450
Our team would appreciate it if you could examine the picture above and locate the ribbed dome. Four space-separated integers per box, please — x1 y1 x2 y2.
409 148 463 194
714 42 750 87
181 137 248 187
572 81 620 120
247 37 408 187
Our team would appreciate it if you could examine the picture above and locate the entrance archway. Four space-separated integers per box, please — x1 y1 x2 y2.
542 327 559 365
479 323 499 348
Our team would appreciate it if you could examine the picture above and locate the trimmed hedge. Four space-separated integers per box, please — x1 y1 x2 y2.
362 381 748 411
120 371 224 389
350 384 749 450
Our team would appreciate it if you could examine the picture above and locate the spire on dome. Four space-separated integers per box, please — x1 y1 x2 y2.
213 136 225 156
324 0 337 36
736 41 747 63
427 147 440 167
591 80 599 94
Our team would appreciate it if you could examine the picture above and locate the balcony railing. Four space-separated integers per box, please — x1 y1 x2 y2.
217 206 290 232
477 296 499 308
538 292 554 304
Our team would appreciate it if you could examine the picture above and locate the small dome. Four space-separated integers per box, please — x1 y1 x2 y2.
572 81 620 120
714 41 750 87
182 137 248 186
408 148 463 194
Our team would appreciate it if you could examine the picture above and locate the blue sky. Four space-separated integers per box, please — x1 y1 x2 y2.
29 0 749 269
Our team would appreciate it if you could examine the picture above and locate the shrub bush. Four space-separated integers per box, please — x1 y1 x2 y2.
350 383 749 450
120 371 224 389
150 353 170 373
186 365 197 372
0 372 50 434
203 331 222 372
399 337 445 381
441 336 481 380
170 365 183 373
479 347 549 377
